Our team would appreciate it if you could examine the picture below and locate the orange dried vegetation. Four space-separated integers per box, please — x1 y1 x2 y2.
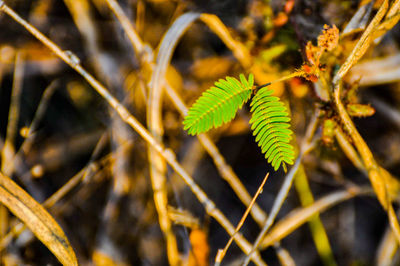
188 229 210 266
301 24 339 82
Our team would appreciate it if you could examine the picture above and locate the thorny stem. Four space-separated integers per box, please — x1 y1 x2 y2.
331 0 400 245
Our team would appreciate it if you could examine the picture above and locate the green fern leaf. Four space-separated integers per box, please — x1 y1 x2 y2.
183 74 254 135
250 86 295 171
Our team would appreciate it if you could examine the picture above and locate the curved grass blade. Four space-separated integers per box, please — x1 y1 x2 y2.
0 172 78 266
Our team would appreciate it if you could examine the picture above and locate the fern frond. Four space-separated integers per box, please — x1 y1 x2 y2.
250 86 295 171
183 74 254 135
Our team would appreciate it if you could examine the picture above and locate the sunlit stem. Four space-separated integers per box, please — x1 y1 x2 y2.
255 70 305 90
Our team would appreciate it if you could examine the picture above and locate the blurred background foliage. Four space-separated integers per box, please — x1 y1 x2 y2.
0 0 400 265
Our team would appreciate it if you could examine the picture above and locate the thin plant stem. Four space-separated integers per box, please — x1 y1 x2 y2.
21 80 58 151
10 80 58 177
334 127 364 171
1 51 24 175
105 0 145 57
200 13 252 68
215 173 270 266
335 116 400 250
334 82 400 242
254 70 305 91
0 51 24 257
332 0 389 85
243 155 302 266
0 156 110 251
376 223 399 265
265 70 305 87
274 243 296 266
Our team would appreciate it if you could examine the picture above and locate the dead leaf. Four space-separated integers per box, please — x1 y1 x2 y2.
0 172 78 266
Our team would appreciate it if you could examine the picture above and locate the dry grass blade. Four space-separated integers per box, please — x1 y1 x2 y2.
200 14 252 68
334 127 364 171
0 171 78 266
388 205 400 247
333 0 389 83
373 0 400 41
385 0 400 20
376 226 399 266
342 1 373 35
260 187 372 249
105 0 145 56
146 13 200 265
20 80 58 151
349 54 400 86
294 165 337 266
274 244 296 266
